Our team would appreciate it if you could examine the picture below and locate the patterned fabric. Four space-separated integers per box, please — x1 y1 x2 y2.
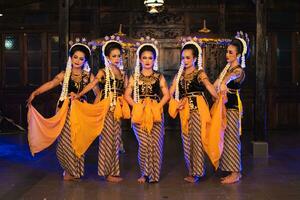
98 111 122 177
138 71 161 100
225 65 245 110
56 110 84 178
178 69 207 110
99 70 125 98
132 119 164 182
58 70 91 108
178 69 206 96
97 70 125 177
181 110 205 177
68 70 91 93
219 110 242 172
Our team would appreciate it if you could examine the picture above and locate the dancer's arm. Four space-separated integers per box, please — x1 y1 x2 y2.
199 71 218 99
90 73 101 104
169 75 177 98
77 69 104 98
27 71 65 106
124 76 136 107
219 68 244 92
169 74 187 110
158 75 170 108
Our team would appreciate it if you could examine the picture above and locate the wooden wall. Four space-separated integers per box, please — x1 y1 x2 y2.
0 0 299 131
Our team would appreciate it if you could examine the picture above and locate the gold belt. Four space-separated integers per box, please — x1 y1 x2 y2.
139 94 160 101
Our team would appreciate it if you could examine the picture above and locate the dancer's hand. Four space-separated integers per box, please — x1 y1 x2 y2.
222 93 228 104
177 98 187 110
69 92 78 101
26 91 38 107
220 83 228 93
119 97 123 106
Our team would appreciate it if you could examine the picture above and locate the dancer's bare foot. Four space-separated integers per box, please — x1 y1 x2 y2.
63 171 76 181
106 175 123 183
184 176 197 183
137 176 146 184
221 172 241 184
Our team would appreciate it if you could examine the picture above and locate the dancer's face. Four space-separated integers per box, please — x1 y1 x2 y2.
226 45 239 64
140 51 155 70
181 49 196 69
107 48 121 67
71 51 86 69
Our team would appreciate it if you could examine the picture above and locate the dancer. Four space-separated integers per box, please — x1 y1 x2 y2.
75 37 130 183
27 39 99 181
124 37 170 183
214 32 249 184
169 39 218 183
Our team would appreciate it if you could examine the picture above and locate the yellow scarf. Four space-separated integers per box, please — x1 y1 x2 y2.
131 97 163 133
27 98 69 156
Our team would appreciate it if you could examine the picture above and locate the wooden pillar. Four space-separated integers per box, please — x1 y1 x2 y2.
0 34 2 88
58 0 70 70
91 1 100 39
254 0 267 142
184 12 190 36
218 0 226 35
22 33 28 86
129 12 133 38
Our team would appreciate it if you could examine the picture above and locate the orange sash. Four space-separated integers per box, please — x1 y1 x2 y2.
70 98 110 157
27 99 69 156
131 97 163 133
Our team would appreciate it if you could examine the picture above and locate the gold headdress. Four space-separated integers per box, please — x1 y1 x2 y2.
133 36 159 102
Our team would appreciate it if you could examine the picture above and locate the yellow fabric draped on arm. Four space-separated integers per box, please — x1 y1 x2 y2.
177 96 211 137
179 99 190 135
168 98 179 119
131 97 163 133
70 98 110 157
27 98 69 156
114 96 131 121
205 94 227 169
168 98 191 135
196 95 212 153
236 91 243 135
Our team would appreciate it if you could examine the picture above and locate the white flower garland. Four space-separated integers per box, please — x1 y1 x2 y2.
102 39 124 70
181 41 203 70
102 40 122 107
235 37 247 68
133 40 159 103
133 59 141 103
216 63 231 92
174 62 184 101
104 66 117 107
174 41 203 100
59 57 72 101
58 41 91 101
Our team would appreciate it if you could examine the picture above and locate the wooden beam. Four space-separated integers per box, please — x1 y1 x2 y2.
58 0 69 71
22 33 28 86
184 12 190 36
255 0 267 141
0 34 3 88
218 0 226 35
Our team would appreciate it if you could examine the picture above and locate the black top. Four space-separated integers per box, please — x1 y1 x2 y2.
138 71 161 100
58 70 91 108
178 69 206 97
178 69 207 110
225 65 245 110
98 70 125 100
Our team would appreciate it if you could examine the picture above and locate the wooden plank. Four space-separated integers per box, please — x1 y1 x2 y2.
58 0 69 71
255 0 267 141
